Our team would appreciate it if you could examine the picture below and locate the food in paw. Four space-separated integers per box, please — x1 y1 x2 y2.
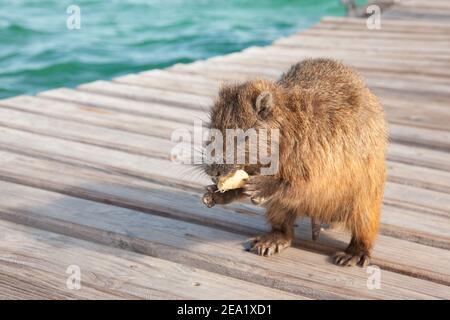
217 169 249 193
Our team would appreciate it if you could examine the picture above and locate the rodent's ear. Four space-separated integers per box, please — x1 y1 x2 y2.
255 91 273 119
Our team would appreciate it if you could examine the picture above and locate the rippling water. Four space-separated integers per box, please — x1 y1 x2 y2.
0 0 346 99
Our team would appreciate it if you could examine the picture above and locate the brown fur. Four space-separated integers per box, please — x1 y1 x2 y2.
202 58 387 267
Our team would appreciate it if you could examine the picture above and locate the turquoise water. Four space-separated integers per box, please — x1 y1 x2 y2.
0 0 347 99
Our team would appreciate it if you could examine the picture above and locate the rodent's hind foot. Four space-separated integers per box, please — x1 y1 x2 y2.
333 251 370 267
249 232 291 257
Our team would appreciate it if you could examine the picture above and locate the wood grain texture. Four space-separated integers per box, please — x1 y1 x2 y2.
0 148 448 283
0 181 449 299
0 0 449 299
0 220 303 300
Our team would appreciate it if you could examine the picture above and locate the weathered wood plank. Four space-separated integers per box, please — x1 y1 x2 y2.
319 16 450 32
0 126 207 187
397 0 450 10
387 143 450 172
305 27 450 41
217 47 450 86
221 47 450 79
38 88 207 123
0 220 302 300
274 38 450 58
0 107 172 159
172 60 450 99
387 161 450 194
0 181 448 299
276 34 450 52
77 81 212 111
0 95 182 138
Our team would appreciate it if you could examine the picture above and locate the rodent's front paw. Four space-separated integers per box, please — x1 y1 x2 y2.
202 192 215 208
202 184 217 208
243 176 271 205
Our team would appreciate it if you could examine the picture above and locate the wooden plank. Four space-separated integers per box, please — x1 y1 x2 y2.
389 123 450 151
38 88 207 123
313 22 450 35
0 107 172 159
0 95 183 139
0 131 448 279
385 183 450 217
304 27 450 41
382 11 450 23
174 60 450 99
227 52 450 83
77 80 212 111
397 0 450 10
115 73 219 97
0 126 207 187
171 59 450 100
0 149 448 250
278 34 450 50
220 46 450 82
387 143 450 172
274 38 450 58
319 16 450 32
385 6 450 17
387 161 450 194
0 220 302 300
0 180 449 299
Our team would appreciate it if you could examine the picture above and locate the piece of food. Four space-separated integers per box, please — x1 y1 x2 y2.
217 169 249 193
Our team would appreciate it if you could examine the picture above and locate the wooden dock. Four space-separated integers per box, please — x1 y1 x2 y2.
0 0 449 299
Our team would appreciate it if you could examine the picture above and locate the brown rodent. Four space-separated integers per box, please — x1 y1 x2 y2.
202 58 387 267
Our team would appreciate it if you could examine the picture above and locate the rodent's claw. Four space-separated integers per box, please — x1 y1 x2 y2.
242 190 266 205
204 184 218 193
243 176 270 205
249 233 291 257
333 251 370 267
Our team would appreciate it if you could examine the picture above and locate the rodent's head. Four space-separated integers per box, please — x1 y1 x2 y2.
204 79 284 181
210 79 284 132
